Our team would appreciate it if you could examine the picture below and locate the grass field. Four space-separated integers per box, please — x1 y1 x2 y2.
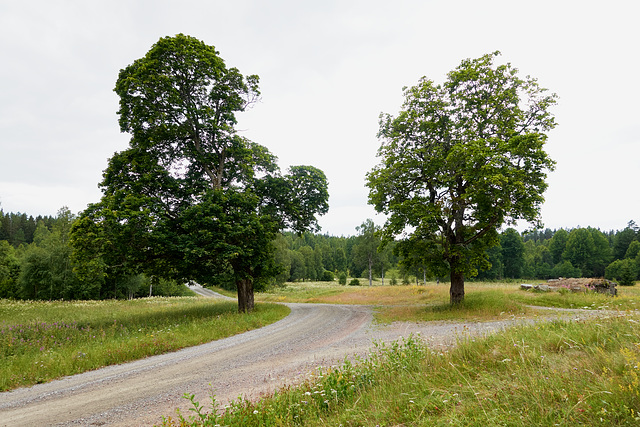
5 280 639 425
257 279 640 322
0 296 289 391
168 312 640 426
168 280 640 426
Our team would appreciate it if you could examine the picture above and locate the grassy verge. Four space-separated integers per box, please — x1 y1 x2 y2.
0 297 289 391
165 312 640 426
258 281 640 322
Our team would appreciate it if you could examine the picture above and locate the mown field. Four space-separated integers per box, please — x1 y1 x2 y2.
166 280 640 426
0 296 289 391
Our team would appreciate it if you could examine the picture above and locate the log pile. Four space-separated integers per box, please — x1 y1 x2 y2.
520 278 617 296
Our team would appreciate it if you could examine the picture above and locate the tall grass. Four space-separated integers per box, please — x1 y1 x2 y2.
164 312 640 426
0 297 289 391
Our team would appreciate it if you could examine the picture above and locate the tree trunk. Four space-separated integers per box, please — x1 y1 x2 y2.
450 270 465 304
237 278 255 313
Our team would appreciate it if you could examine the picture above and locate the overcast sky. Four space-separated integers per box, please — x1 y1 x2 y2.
1 0 638 236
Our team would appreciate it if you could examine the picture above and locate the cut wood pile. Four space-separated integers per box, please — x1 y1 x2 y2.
520 278 617 296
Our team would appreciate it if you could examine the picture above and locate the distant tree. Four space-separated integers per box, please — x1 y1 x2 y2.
332 246 348 273
588 227 612 277
299 246 319 281
476 243 503 280
352 219 381 286
288 250 307 282
338 272 347 285
563 228 596 277
536 262 553 280
500 228 525 279
0 240 19 298
605 258 637 286
552 260 581 278
18 208 79 300
613 226 637 260
272 234 292 285
549 229 569 265
367 52 557 303
626 241 640 260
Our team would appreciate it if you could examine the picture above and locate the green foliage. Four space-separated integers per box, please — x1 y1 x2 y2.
0 210 56 247
320 270 334 282
348 278 360 286
0 240 20 298
367 52 556 303
605 258 637 286
625 240 640 260
613 226 637 260
338 272 347 285
73 34 328 312
352 219 384 286
548 228 568 264
563 227 612 277
551 260 582 278
500 228 525 278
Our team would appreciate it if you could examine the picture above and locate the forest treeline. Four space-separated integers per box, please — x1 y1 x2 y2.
1 208 639 301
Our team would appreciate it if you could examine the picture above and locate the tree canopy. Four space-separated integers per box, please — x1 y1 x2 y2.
72 34 329 312
367 52 557 303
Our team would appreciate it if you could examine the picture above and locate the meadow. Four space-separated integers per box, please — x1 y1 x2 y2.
165 280 640 426
256 279 640 322
0 296 289 391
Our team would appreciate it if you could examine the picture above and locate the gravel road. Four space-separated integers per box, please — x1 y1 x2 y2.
0 288 593 426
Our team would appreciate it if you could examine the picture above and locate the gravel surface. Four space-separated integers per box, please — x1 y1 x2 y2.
0 289 600 427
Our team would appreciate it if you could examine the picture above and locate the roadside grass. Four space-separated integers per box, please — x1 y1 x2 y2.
164 312 640 426
258 280 640 323
0 297 289 392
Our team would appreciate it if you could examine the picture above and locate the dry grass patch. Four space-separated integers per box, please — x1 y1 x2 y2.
257 280 640 324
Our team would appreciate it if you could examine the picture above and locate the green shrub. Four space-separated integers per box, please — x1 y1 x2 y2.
390 273 398 286
551 260 581 278
606 258 637 286
348 278 360 286
338 272 347 285
321 270 335 282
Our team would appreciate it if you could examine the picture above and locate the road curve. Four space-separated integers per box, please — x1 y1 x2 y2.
0 299 379 426
0 287 586 426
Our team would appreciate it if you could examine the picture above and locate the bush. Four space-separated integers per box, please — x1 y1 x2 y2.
348 278 360 286
321 270 334 282
551 260 581 278
338 272 347 286
605 258 637 286
390 273 398 286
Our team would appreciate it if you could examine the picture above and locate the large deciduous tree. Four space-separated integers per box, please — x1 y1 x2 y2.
72 34 328 312
367 52 557 304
